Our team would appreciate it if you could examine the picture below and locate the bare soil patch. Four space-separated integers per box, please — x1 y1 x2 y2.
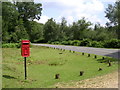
55 71 118 88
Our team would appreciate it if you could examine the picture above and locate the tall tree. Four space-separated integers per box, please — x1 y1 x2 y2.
2 2 19 42
13 19 29 42
25 21 43 42
16 2 42 21
71 22 79 40
105 1 120 39
71 18 92 40
43 18 58 42
2 2 43 43
58 17 68 41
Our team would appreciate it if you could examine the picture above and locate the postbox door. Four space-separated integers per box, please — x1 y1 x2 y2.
24 48 28 55
22 46 29 57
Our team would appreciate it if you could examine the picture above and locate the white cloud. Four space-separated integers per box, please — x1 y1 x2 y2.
35 0 115 26
54 0 105 25
34 15 50 24
89 15 102 24
100 0 116 3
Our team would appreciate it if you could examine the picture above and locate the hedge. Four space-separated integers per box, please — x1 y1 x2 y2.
2 43 21 48
48 39 120 48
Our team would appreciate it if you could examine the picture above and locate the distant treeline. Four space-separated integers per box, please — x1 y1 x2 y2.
2 1 120 46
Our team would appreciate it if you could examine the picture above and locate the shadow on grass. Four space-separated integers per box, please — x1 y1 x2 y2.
97 57 118 63
3 75 16 79
97 59 109 63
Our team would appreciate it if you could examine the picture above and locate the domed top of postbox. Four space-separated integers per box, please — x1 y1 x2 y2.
21 40 30 44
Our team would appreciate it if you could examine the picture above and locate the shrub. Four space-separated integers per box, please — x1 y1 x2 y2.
2 43 21 48
72 40 81 46
67 40 72 45
2 42 33 48
51 42 55 44
80 39 91 46
103 39 120 48
61 41 69 45
47 39 120 48
47 41 52 44
88 41 104 48
55 41 60 44
69 40 74 45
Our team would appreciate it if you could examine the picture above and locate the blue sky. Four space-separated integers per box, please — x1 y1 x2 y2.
34 0 116 26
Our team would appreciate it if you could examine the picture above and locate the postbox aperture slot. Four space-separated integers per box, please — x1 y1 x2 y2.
23 43 29 45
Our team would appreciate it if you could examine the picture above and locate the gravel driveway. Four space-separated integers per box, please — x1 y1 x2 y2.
33 44 120 59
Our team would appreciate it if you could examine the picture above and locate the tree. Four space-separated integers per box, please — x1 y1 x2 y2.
15 2 43 42
2 2 43 43
2 2 19 43
16 2 42 21
71 18 92 40
43 18 59 42
14 19 29 42
58 17 68 41
105 1 120 39
26 21 43 42
71 22 79 40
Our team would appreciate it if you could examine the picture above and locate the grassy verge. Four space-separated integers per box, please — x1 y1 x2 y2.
2 46 118 88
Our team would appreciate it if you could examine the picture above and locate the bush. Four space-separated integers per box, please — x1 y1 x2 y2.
103 39 120 48
51 42 55 44
88 41 104 48
48 41 52 44
72 40 81 46
2 42 32 48
48 39 120 48
54 41 60 44
69 40 74 45
2 43 21 48
67 40 72 45
61 41 69 45
80 39 91 46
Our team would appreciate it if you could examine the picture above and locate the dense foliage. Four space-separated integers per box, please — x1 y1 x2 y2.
2 1 120 48
2 43 21 48
48 39 120 48
105 1 120 39
2 2 43 43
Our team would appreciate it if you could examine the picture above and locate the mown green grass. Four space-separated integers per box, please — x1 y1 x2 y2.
2 46 118 88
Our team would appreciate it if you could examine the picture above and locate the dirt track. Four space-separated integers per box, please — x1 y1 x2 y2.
55 71 118 88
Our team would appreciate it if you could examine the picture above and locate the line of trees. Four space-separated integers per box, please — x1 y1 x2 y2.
2 1 120 43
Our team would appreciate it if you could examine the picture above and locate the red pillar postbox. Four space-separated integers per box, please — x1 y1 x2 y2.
21 40 30 57
21 40 30 80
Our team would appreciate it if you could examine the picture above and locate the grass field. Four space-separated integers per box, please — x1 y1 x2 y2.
2 46 118 88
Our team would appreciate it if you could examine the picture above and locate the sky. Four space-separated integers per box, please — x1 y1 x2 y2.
34 0 116 26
